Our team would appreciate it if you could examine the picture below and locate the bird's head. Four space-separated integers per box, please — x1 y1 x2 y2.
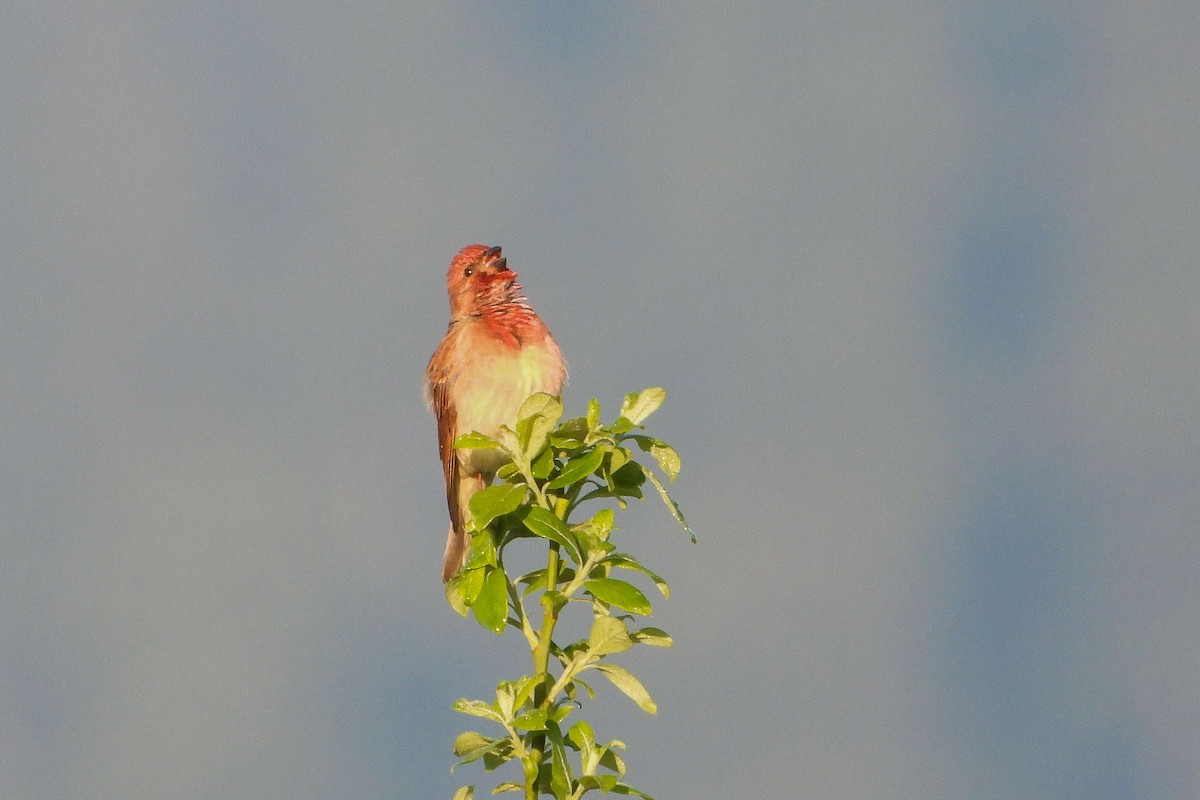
446 244 520 317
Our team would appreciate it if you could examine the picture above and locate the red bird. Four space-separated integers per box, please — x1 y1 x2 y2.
425 245 567 582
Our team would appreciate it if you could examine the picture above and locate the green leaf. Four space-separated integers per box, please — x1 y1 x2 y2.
492 426 524 466
588 614 634 655
452 785 474 800
631 626 673 647
452 735 512 770
545 447 605 490
453 731 491 757
516 568 547 596
471 568 508 635
518 392 564 426
608 460 645 500
491 784 522 794
516 393 562 458
584 578 652 615
568 719 596 758
549 417 588 449
521 507 583 564
629 436 681 483
579 775 619 792
603 554 669 598
512 674 542 711
610 416 636 435
458 567 486 605
591 508 615 540
619 387 666 426
469 484 528 532
485 748 513 773
586 398 601 430
607 446 629 474
600 743 628 777
454 432 498 449
546 721 573 799
565 676 596 701
511 708 547 731
588 663 657 714
463 528 497 570
452 698 504 723
445 572 471 617
642 468 695 542
494 681 516 720
530 446 555 479
598 746 626 776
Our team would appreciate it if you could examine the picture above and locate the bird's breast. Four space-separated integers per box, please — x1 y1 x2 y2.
451 331 566 474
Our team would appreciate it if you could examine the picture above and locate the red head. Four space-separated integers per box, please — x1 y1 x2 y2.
445 244 522 318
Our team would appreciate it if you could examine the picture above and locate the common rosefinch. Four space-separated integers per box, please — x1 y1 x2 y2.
425 245 567 582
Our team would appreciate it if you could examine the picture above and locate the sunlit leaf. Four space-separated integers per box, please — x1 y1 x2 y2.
454 432 499 449
511 708 547 731
493 426 524 466
586 398 601 430
607 446 629 474
469 484 528 532
588 614 634 655
452 785 474 800
516 393 562 458
549 417 588 449
547 721 572 798
546 447 605 490
459 567 486 606
588 663 657 714
453 731 491 758
518 392 564 427
513 674 542 711
495 681 516 720
453 735 512 770
452 698 504 723
610 416 636 435
642 468 695 542
603 553 669 598
630 626 673 647
464 528 497 570
619 387 666 426
580 775 620 792
585 578 652 616
568 719 596 759
471 567 508 635
530 446 555 479
629 435 681 483
521 507 583 564
445 572 470 617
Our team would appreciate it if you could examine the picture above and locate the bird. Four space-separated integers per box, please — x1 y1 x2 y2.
424 245 567 582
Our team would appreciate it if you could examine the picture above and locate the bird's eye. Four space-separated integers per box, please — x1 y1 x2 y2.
464 268 473 277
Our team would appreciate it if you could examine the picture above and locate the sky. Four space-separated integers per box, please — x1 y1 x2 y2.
2 2 1198 799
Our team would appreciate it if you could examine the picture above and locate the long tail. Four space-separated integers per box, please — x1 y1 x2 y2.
441 524 468 583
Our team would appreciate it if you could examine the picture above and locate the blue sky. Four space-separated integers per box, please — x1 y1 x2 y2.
2 3 1197 798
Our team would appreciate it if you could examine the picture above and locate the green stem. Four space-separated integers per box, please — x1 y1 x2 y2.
525 496 572 799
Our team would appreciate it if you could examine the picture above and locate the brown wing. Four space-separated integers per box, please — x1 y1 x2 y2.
425 341 461 533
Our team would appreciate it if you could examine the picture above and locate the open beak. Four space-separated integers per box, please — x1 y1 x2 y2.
482 245 510 273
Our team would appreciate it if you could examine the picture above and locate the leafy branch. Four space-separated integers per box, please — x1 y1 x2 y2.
445 388 692 800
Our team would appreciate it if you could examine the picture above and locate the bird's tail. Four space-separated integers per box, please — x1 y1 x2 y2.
441 524 468 583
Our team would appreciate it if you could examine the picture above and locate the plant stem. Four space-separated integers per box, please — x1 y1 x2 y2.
525 496 572 799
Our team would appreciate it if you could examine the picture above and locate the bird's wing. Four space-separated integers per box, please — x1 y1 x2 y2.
426 350 462 534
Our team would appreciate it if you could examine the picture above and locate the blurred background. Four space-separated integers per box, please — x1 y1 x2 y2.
3 3 1197 798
